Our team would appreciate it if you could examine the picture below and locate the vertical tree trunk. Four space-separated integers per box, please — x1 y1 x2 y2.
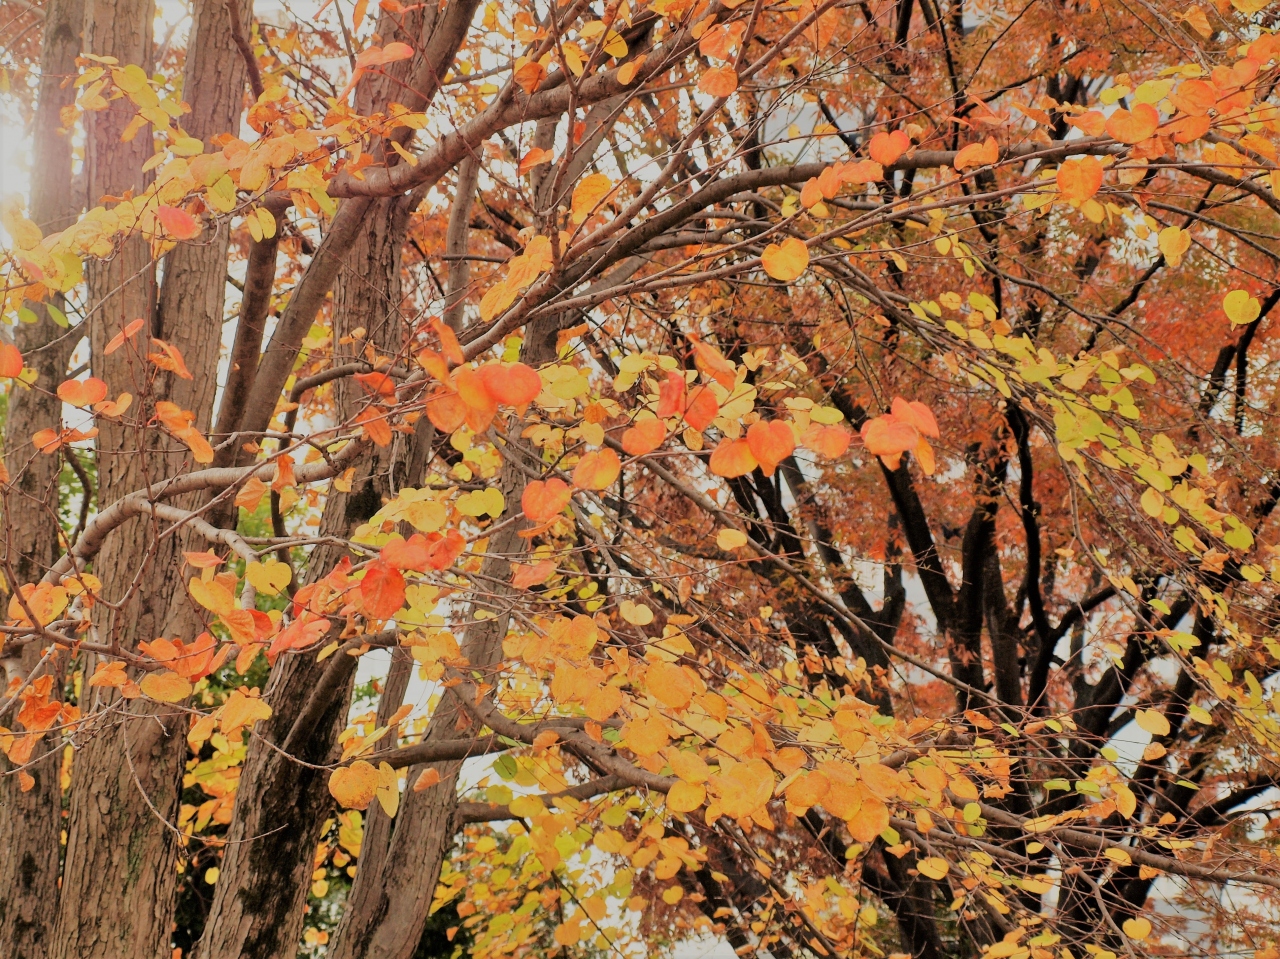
0 0 85 955
325 315 562 959
197 194 413 959
52 1 248 955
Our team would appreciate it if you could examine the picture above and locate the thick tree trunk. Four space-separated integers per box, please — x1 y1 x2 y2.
52 1 248 955
0 0 85 955
197 194 412 959
325 316 562 959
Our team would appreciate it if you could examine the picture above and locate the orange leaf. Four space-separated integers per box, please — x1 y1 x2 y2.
104 318 145 356
683 385 719 431
1056 156 1103 202
424 529 466 570
454 365 498 413
868 129 910 166
891 397 940 438
413 767 442 792
354 41 414 68
355 371 396 397
355 407 392 446
698 64 738 97
93 392 133 417
688 334 736 387
800 177 823 209
573 448 621 490
1169 114 1211 144
57 377 109 407
1066 110 1107 136
148 339 193 379
519 147 552 173
761 236 810 282
360 560 405 619
514 59 547 94
426 389 468 434
0 343 23 378
183 550 225 569
428 316 464 365
522 478 572 522
476 361 543 405
512 558 556 589
803 423 851 459
746 420 795 477
708 438 758 478
621 418 665 455
382 533 431 572
156 205 202 240
140 670 192 703
31 428 63 454
1106 102 1160 144
860 414 919 470
954 136 1000 170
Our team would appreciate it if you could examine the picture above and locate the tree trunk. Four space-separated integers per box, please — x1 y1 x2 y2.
0 0 85 955
325 315 562 959
197 194 413 959
52 1 248 955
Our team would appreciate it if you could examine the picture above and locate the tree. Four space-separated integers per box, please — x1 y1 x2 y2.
4 0 1280 956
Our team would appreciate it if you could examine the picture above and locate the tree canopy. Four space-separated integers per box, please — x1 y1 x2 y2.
4 0 1280 957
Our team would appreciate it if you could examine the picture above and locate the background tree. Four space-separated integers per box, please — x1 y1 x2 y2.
5 0 1280 958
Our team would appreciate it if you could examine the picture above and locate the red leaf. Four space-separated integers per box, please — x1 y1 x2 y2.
683 386 719 431
360 560 405 619
657 371 687 418
156 205 202 240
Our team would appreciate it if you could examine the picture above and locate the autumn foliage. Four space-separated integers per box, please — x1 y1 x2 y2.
6 0 1280 956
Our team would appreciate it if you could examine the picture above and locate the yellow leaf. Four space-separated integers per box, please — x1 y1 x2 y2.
667 781 707 813
1158 226 1191 267
1114 782 1137 819
375 760 400 817
188 576 235 616
245 559 291 596
620 599 654 625
1135 708 1170 737
1104 846 1133 865
917 857 950 880
571 173 612 224
1224 289 1261 327
329 760 378 809
661 886 684 904
717 528 748 550
761 237 809 282
219 688 272 738
1122 917 1152 940
140 670 192 703
554 922 581 945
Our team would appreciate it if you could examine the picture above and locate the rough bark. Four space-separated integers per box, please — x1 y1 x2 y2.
196 194 412 959
325 315 562 959
0 0 85 955
52 1 249 955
